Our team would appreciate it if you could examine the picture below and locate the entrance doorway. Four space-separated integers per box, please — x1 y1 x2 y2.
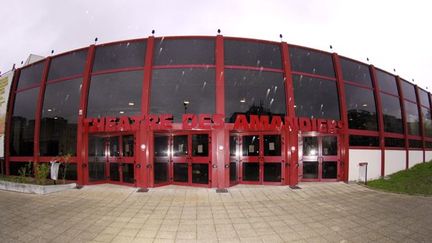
299 134 339 181
88 134 135 185
152 132 211 187
230 133 285 185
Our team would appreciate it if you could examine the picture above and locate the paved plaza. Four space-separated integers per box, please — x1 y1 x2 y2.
0 182 431 243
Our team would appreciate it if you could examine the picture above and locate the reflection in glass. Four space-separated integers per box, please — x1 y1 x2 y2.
303 162 318 179
173 163 188 182
264 135 281 156
349 135 379 147
401 80 417 102
192 164 209 184
154 135 169 157
384 138 405 147
289 47 335 77
230 162 237 182
48 50 88 81
242 163 259 181
110 163 120 181
93 41 146 71
10 88 39 156
122 135 134 157
404 101 420 135
225 69 286 122
419 89 430 108
381 93 404 134
322 136 337 155
422 107 432 137
153 38 215 65
173 135 188 156
87 70 143 118
229 136 238 157
293 75 340 120
109 137 120 157
303 137 318 156
340 58 372 87
40 78 81 156
376 70 398 95
242 135 260 156
345 84 378 131
322 162 337 179
17 62 44 89
264 163 281 182
192 134 209 156
151 68 215 122
88 136 105 181
123 164 134 183
224 40 282 68
154 162 169 184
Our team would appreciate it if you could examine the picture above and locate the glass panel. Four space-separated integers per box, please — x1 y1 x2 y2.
376 70 398 95
10 88 39 156
303 162 318 179
401 80 417 102
404 101 420 136
58 163 77 181
109 137 120 157
17 62 44 89
88 136 105 181
40 78 81 156
303 137 318 156
263 163 281 182
123 164 134 183
381 93 404 134
340 58 372 87
225 70 286 122
110 163 120 181
93 41 146 71
122 135 134 157
9 162 33 176
154 162 169 184
349 135 379 147
322 136 337 156
48 50 88 81
422 107 432 137
224 40 282 69
322 162 337 179
192 164 209 184
264 135 281 156
87 70 143 118
242 135 260 156
88 136 105 157
230 162 237 182
384 138 405 147
419 89 430 108
409 140 422 148
173 135 188 156
229 136 238 157
173 163 188 182
242 162 259 181
150 68 215 122
293 75 340 120
345 84 378 131
153 38 215 65
192 134 209 157
88 162 105 181
425 141 432 148
289 47 335 77
154 135 169 157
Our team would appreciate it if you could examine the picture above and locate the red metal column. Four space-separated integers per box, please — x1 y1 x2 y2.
332 53 349 182
281 43 298 186
4 69 21 175
33 58 51 167
396 76 409 169
370 66 386 176
77 45 95 185
414 85 426 162
215 34 228 189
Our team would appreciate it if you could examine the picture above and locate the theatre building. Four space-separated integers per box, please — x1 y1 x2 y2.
5 35 432 189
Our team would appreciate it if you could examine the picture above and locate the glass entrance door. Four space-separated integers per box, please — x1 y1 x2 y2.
88 134 135 185
300 135 339 181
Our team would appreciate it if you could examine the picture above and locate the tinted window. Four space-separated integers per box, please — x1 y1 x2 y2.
151 68 215 122
153 38 214 65
376 70 398 95
40 78 81 156
17 62 44 89
10 88 39 156
93 41 146 71
48 50 88 81
345 85 378 130
381 93 403 134
349 135 379 147
426 141 432 148
401 80 417 102
87 70 143 118
293 75 340 120
409 140 422 148
422 107 432 137
419 89 430 108
404 101 420 136
289 47 335 77
340 58 372 87
384 138 405 147
224 40 282 69
225 70 286 122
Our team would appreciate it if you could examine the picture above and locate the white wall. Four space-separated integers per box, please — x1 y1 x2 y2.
409 150 423 168
349 149 381 181
384 150 406 176
425 151 432 162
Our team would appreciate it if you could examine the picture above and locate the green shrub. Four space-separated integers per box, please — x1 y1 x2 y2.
35 163 50 185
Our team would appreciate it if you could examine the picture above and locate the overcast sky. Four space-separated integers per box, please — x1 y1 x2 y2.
1 0 431 90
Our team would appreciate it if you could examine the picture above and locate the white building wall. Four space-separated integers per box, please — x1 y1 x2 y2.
384 150 406 176
349 149 381 181
425 151 432 162
408 150 423 168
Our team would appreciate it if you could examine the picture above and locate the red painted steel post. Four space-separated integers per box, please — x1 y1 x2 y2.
414 85 426 162
77 45 95 185
281 43 298 186
332 53 349 182
370 66 386 176
396 76 409 169
4 69 21 175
